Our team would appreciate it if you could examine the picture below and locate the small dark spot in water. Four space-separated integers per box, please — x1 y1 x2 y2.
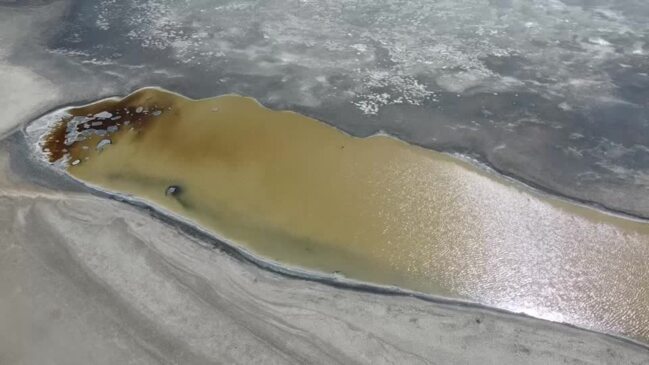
475 318 481 324
165 185 182 196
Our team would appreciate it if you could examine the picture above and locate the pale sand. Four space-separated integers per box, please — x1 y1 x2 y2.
0 3 65 139
1 139 648 364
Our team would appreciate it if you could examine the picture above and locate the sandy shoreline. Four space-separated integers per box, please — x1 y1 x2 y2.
24 89 649 342
1 126 648 364
17 114 649 343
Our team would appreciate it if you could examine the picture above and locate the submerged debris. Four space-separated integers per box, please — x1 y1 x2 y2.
96 139 112 150
41 88 175 164
165 185 182 197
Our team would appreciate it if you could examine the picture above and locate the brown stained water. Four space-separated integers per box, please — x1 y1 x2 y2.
41 88 649 342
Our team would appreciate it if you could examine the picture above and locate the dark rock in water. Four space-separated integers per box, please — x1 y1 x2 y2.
165 185 182 197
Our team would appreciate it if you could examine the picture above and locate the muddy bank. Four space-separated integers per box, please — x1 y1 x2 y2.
29 88 649 343
2 137 649 363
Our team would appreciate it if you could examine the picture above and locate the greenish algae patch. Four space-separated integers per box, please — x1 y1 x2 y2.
40 88 649 342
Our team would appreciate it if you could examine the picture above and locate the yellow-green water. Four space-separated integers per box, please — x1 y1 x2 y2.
42 88 649 342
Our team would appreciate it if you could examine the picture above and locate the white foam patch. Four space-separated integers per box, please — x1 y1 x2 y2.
67 0 649 115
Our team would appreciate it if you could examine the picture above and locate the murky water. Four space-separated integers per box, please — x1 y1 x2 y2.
40 88 649 342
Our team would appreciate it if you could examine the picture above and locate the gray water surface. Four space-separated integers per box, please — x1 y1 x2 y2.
12 0 648 217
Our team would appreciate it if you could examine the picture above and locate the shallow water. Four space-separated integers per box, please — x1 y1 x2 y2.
41 88 649 342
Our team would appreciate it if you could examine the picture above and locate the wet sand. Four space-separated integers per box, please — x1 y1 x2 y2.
33 88 649 342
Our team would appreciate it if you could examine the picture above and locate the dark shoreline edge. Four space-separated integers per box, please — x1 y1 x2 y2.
6 126 649 352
